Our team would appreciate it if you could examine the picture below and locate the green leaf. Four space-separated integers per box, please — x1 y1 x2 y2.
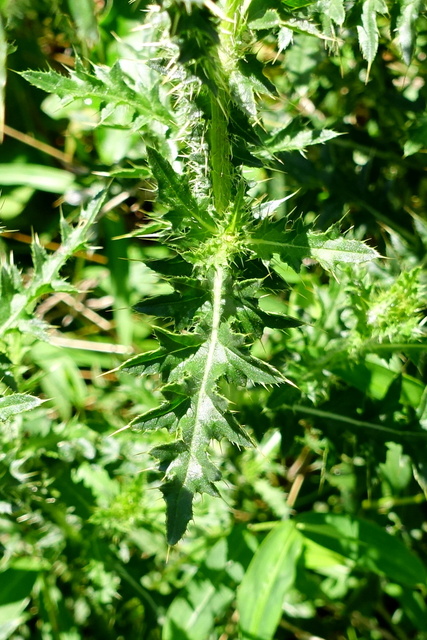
251 194 297 218
147 147 216 233
157 445 221 546
397 0 424 65
103 165 152 180
229 70 257 118
0 164 75 192
261 120 341 154
237 520 303 640
317 0 345 25
163 532 255 640
125 264 284 543
357 0 388 76
403 117 427 156
248 221 380 273
249 9 282 29
0 393 44 421
21 59 172 126
134 288 208 327
297 513 427 587
0 188 107 338
0 568 38 640
379 442 412 492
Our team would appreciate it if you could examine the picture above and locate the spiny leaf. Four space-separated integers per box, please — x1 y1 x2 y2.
134 288 208 328
147 147 216 233
357 0 388 77
0 393 44 421
260 121 341 155
21 59 172 126
0 188 107 338
121 329 203 377
123 262 287 542
248 220 380 272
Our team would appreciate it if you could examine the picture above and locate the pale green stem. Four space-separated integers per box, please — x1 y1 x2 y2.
208 0 242 217
209 93 232 216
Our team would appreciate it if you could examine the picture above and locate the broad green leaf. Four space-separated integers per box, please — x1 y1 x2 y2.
396 0 424 65
0 164 75 192
237 520 303 640
357 0 388 76
393 586 427 631
297 513 427 587
0 568 38 640
0 393 43 421
330 356 425 407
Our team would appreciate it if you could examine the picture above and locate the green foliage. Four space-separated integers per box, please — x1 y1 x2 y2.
0 0 427 638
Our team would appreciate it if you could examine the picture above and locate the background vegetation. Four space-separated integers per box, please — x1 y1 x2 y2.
0 0 427 639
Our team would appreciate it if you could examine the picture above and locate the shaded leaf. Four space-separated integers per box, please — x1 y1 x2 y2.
297 512 427 587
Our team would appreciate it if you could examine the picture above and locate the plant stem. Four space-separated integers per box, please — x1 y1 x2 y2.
208 0 239 218
209 92 232 216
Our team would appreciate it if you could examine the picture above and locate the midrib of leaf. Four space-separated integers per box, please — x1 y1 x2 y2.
247 235 377 260
183 264 225 473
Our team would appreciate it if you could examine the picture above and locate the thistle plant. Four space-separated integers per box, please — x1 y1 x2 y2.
20 0 383 544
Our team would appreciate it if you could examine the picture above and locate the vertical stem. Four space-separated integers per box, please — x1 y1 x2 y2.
209 93 232 216
208 0 243 217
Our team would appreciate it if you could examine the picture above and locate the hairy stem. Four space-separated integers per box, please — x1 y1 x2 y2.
209 93 232 216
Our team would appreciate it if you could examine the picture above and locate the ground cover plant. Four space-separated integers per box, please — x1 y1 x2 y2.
0 0 427 638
